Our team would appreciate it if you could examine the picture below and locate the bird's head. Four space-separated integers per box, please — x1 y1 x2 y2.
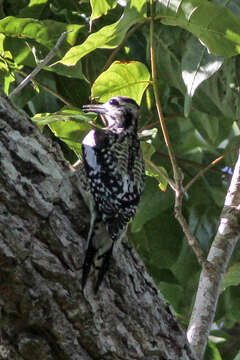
82 96 140 135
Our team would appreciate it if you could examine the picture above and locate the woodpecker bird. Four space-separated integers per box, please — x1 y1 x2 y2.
80 96 145 293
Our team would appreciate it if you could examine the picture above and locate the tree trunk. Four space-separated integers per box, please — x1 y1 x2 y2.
0 91 198 360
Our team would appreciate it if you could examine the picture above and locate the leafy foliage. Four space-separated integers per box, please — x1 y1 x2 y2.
1 0 240 359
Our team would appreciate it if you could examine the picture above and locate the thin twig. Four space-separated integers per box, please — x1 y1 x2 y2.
156 151 225 175
184 155 224 193
9 31 70 99
174 191 208 267
184 145 240 193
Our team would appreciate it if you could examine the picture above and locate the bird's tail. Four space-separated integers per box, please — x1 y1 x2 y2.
82 217 114 293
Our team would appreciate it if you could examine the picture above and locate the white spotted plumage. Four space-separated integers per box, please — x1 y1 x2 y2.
80 96 145 293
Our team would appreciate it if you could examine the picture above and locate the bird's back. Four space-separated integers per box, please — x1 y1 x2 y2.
83 127 144 240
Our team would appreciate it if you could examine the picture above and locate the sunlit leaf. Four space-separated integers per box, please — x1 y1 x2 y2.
32 107 96 126
90 0 117 21
91 61 150 104
222 263 240 291
142 142 168 192
158 0 240 57
205 341 222 360
19 0 49 18
32 107 95 156
0 17 83 51
182 37 224 116
56 0 147 66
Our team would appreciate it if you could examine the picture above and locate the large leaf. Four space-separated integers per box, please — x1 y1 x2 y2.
157 0 240 57
205 341 222 360
189 111 234 149
19 0 49 18
90 0 117 21
131 177 174 232
221 263 240 291
131 209 183 271
0 17 83 52
182 36 224 117
0 17 87 79
91 60 150 104
56 0 147 66
33 107 95 156
152 25 225 117
32 107 95 126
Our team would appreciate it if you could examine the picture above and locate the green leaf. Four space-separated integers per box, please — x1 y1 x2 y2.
32 107 95 156
151 25 224 117
157 282 183 309
221 263 240 291
91 60 150 104
0 17 87 80
90 0 117 21
141 138 169 192
189 111 234 148
0 33 4 52
0 16 83 52
32 107 96 126
19 0 49 18
205 341 222 360
188 204 219 251
182 37 224 117
56 0 147 66
158 0 240 57
150 26 185 92
48 62 88 81
131 177 174 232
3 72 15 95
132 209 183 269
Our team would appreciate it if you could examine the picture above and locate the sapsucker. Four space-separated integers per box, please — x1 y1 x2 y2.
80 96 145 293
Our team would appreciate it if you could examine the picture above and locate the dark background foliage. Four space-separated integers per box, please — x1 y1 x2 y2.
1 0 240 358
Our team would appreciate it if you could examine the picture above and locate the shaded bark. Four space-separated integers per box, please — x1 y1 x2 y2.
0 91 197 360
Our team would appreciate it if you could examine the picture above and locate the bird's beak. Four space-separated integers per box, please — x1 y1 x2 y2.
82 103 106 114
82 103 108 126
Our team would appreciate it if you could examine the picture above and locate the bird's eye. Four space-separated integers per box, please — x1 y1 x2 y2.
109 98 119 106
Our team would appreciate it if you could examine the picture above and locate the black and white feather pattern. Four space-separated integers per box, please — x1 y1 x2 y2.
82 128 144 239
80 96 145 292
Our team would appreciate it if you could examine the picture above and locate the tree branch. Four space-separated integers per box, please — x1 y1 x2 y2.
187 149 240 359
174 189 208 268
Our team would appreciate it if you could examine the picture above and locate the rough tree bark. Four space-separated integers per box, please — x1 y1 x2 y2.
0 91 198 360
